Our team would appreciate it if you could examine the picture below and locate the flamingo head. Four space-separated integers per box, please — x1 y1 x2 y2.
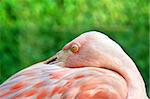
45 31 126 68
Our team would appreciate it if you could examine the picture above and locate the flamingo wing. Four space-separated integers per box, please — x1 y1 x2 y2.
0 63 127 99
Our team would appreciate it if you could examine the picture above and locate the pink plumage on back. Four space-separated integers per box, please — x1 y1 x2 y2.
0 63 127 99
0 31 148 99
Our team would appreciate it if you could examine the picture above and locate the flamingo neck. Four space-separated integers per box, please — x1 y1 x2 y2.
112 55 147 98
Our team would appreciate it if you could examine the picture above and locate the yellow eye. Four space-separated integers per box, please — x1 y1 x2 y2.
70 44 79 53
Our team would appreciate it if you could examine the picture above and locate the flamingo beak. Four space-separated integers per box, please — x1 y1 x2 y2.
44 50 69 65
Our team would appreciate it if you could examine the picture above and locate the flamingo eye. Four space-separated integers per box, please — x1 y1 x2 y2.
70 44 79 53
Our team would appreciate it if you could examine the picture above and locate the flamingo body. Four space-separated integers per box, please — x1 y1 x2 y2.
0 31 148 99
0 63 127 98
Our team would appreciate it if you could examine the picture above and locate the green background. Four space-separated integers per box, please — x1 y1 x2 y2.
0 0 149 96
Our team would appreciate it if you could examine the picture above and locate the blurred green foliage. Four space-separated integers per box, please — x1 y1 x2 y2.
0 0 149 95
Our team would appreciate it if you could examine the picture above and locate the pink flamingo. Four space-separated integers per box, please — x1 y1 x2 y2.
0 31 148 99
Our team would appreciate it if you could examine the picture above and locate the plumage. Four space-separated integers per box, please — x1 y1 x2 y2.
0 31 148 99
0 64 127 99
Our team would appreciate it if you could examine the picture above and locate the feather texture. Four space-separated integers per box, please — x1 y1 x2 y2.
0 63 127 99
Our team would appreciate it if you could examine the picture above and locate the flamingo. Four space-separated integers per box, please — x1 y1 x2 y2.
0 31 148 99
